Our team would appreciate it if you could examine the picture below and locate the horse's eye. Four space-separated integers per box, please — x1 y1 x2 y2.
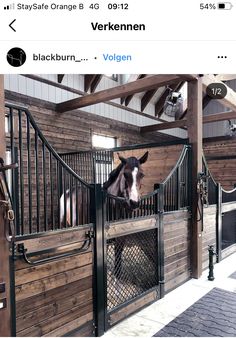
139 173 145 179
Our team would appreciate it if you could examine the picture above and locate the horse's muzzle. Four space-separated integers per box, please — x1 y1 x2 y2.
130 199 140 210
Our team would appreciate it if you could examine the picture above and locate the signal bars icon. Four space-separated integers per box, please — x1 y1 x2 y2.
4 3 15 10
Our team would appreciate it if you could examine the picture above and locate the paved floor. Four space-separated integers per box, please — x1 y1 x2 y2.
103 252 236 337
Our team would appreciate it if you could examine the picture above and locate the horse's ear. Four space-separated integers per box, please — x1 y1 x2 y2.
118 153 127 165
139 151 149 164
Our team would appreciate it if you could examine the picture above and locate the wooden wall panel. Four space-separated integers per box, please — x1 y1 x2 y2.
114 145 183 195
163 210 191 293
14 227 94 337
204 139 236 190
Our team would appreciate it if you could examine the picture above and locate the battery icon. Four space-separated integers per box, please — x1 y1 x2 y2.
218 2 233 9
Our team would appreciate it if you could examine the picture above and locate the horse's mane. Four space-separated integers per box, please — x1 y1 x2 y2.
103 162 123 190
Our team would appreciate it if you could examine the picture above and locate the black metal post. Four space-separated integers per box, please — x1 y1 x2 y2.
208 245 216 281
92 184 105 336
216 183 222 262
158 184 165 299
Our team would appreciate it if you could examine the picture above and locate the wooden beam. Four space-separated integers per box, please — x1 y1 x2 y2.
90 75 103 93
141 89 158 112
0 75 11 337
22 75 171 126
202 74 236 111
57 74 64 84
141 119 187 133
142 110 236 133
204 110 236 123
187 79 203 279
84 75 96 92
216 74 236 82
57 75 184 113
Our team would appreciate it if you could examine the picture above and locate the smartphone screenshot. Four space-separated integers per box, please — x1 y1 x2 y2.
1 1 236 337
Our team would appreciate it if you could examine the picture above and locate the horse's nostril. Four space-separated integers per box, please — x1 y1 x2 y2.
130 200 139 209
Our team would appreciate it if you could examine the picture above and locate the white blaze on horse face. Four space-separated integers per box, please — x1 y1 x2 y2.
130 167 139 202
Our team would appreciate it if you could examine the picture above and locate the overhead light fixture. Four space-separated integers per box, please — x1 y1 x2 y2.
163 89 183 119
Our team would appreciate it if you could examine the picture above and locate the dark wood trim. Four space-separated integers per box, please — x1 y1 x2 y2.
84 75 96 92
0 74 11 337
187 79 203 279
90 75 103 93
57 74 64 84
204 111 236 123
141 119 187 133
141 89 158 112
56 75 186 112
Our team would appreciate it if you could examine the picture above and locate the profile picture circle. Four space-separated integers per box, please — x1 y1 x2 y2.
7 47 26 67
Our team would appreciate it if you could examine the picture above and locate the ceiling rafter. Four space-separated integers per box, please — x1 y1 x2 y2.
57 75 191 113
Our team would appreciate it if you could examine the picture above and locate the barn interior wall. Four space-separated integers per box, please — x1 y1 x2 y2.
5 92 177 154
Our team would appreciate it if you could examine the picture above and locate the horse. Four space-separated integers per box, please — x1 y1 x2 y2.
103 151 149 210
59 151 148 226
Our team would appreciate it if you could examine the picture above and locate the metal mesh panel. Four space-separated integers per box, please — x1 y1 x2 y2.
106 229 158 311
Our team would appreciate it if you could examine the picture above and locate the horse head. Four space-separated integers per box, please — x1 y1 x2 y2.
103 151 148 210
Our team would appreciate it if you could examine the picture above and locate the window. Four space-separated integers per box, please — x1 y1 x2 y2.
92 134 116 149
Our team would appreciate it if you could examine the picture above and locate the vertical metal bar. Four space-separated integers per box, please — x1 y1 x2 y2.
35 130 40 233
158 183 165 299
26 114 32 234
69 174 73 227
57 161 62 229
216 183 222 262
42 143 47 231
13 147 20 235
92 184 105 336
18 110 24 235
63 168 67 228
177 167 181 210
75 179 78 225
50 152 54 230
9 243 16 337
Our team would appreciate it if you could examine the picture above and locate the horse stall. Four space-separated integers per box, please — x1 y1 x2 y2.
61 141 192 331
3 102 193 336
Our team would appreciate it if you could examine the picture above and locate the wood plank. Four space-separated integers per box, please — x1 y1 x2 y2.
16 288 92 332
165 271 190 292
163 210 189 223
43 312 93 337
56 75 184 112
106 216 157 239
202 74 236 111
109 290 158 326
15 264 92 301
16 225 92 253
17 301 93 336
16 276 92 317
15 251 92 285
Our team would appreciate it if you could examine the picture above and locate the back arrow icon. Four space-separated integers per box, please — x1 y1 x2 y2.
9 19 16 32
